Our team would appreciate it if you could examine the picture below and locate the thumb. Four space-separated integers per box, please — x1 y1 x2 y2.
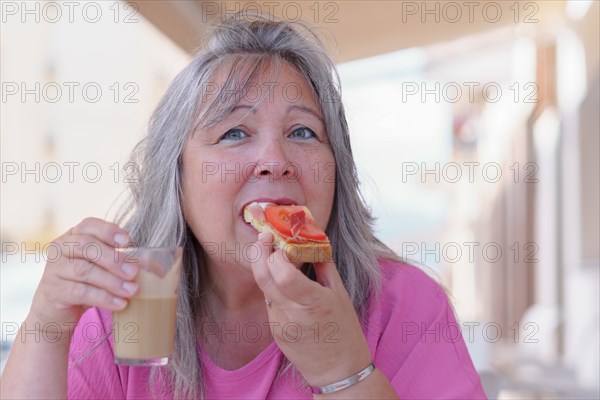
313 261 343 290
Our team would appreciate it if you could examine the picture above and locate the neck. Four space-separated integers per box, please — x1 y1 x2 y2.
204 259 266 318
199 260 275 368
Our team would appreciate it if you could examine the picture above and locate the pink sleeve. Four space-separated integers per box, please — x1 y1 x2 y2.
370 263 487 399
67 308 126 399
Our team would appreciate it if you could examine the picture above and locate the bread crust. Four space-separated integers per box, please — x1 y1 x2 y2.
243 205 333 263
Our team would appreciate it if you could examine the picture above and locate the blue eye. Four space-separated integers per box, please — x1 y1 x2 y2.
290 127 317 140
219 128 247 142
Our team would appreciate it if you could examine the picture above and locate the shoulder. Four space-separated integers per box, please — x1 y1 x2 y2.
366 260 487 399
376 258 446 308
364 258 449 335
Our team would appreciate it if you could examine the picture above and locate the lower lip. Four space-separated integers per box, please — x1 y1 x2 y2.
240 215 258 233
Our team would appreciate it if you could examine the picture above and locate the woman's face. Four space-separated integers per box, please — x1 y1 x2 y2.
181 62 336 271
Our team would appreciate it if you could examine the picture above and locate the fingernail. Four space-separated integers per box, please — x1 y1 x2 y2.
258 232 268 241
122 281 138 295
112 297 127 308
114 233 129 246
121 263 137 277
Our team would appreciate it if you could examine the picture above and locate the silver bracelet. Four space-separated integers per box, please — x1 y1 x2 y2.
310 363 375 395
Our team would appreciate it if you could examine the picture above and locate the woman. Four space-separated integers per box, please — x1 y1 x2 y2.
1 13 487 399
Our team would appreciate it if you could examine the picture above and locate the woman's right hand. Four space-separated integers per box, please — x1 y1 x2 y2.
28 217 140 332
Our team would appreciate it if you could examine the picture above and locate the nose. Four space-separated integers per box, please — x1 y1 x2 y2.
252 138 298 181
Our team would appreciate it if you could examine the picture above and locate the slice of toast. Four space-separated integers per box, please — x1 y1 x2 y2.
243 202 333 263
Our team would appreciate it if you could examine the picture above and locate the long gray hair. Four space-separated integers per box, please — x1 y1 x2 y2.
116 12 401 399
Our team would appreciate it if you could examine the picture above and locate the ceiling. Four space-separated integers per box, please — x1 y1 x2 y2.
129 0 567 63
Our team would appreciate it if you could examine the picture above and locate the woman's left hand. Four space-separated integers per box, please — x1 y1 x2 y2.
250 231 373 388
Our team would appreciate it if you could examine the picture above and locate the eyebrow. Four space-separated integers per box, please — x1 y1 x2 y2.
228 104 324 123
287 105 324 123
230 105 254 114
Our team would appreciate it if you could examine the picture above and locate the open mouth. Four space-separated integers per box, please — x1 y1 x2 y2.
239 197 299 217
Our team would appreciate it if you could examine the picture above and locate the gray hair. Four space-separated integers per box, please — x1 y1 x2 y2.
116 12 401 399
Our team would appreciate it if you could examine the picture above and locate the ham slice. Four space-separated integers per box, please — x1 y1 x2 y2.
289 210 306 239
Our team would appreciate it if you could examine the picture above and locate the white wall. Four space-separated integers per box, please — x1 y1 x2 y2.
0 1 190 242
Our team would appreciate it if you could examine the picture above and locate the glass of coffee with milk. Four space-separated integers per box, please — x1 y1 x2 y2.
113 247 183 366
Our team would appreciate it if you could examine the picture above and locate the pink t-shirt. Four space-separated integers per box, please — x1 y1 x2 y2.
67 260 487 399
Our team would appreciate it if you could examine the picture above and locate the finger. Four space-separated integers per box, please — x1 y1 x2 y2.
267 249 322 305
58 235 138 280
70 217 130 248
63 280 128 311
313 261 344 291
249 232 287 304
58 258 139 299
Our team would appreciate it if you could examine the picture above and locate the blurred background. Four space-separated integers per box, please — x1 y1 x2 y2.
1 1 598 398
